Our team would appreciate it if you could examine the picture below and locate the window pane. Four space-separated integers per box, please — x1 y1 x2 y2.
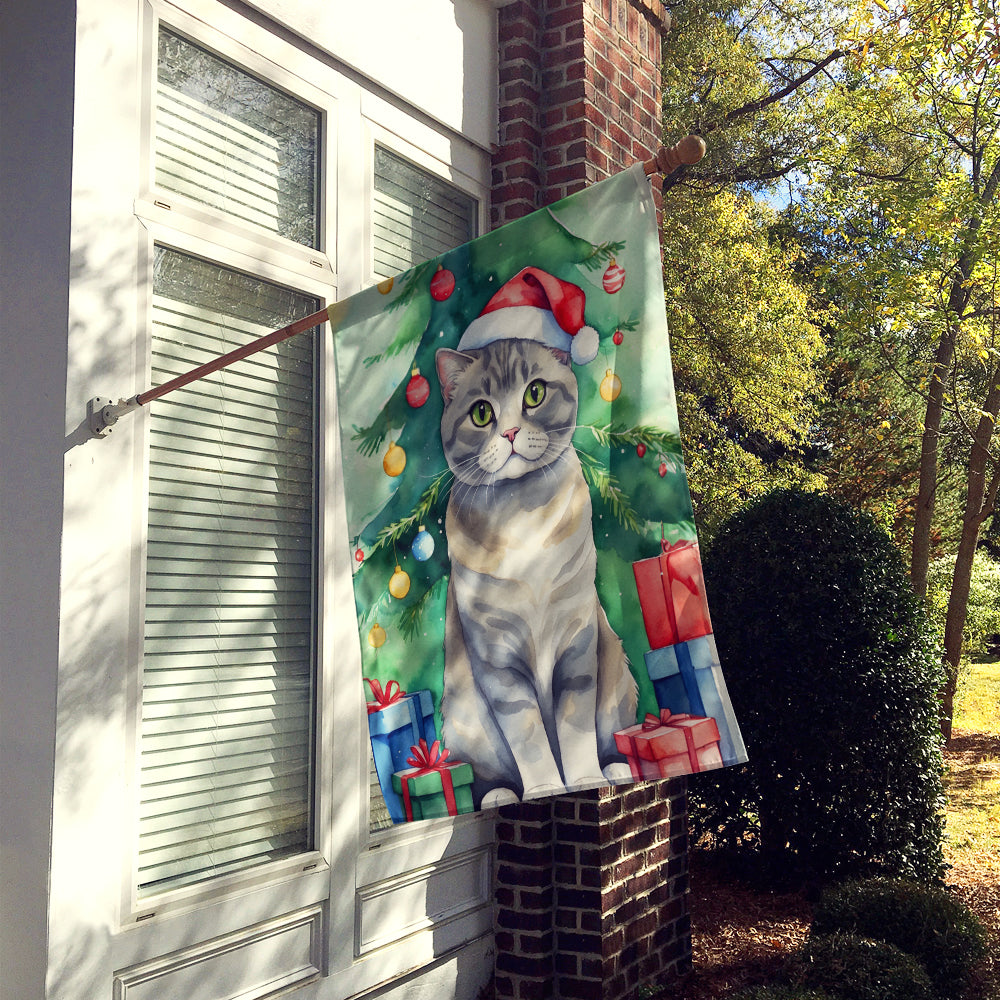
372 146 477 280
139 247 318 895
156 28 320 248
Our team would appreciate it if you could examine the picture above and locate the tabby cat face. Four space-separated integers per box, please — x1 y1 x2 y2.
436 339 579 485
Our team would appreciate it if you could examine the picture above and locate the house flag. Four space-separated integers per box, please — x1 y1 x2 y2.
332 164 747 821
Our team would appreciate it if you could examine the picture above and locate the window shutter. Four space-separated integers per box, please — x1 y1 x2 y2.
138 248 319 895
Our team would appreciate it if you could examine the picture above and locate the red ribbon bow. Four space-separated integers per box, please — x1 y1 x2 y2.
365 677 405 713
399 739 458 821
406 738 451 771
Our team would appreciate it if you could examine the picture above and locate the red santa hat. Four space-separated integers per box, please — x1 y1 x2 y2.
456 267 600 365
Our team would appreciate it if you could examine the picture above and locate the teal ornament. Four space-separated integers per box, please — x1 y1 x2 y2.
412 526 434 562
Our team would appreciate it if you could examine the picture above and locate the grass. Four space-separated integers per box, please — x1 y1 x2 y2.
945 659 1000 869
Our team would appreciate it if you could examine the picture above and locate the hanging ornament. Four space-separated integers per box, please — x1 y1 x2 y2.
613 330 624 346
355 547 365 563
636 442 647 458
412 526 435 562
406 367 430 408
600 369 622 402
368 622 387 648
377 277 394 295
659 461 668 478
389 565 411 599
430 264 456 301
383 441 406 477
603 258 626 294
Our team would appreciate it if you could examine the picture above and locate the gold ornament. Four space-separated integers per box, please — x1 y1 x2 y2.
368 622 387 648
383 442 406 477
600 369 622 402
388 565 411 599
377 276 394 294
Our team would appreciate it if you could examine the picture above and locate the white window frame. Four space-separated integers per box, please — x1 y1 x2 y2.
111 0 496 991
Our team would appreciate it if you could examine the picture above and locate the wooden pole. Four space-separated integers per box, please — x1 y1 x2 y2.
90 138 707 435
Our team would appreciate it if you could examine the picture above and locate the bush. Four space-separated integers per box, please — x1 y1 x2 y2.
731 987 836 1000
811 878 988 999
790 933 934 1000
692 488 947 882
927 550 1000 659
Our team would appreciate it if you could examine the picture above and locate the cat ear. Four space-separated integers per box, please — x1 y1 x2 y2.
549 347 572 367
435 348 476 403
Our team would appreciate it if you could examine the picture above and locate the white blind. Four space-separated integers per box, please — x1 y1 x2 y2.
139 248 319 895
156 27 320 248
367 150 477 831
372 146 477 281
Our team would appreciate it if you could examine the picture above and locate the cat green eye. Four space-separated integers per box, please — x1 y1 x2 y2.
523 379 546 409
469 400 494 427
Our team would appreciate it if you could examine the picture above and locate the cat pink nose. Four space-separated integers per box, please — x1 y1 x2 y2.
501 426 520 442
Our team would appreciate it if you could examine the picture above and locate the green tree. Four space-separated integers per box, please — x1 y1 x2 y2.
800 0 1000 736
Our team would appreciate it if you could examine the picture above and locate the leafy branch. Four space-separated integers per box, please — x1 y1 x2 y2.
351 414 393 458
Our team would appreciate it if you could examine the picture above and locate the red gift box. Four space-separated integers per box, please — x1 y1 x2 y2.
614 710 723 780
632 540 712 648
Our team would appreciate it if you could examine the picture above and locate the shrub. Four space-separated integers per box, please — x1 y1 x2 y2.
731 987 836 1000
927 550 1000 659
811 878 988 999
791 933 934 1000
692 488 947 882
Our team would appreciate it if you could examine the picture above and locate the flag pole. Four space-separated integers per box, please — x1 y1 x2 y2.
88 136 706 438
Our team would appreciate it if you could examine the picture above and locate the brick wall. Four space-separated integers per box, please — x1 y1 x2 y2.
492 0 668 228
490 9 689 998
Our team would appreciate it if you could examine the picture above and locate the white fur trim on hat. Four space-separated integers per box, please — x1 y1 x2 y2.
457 306 573 356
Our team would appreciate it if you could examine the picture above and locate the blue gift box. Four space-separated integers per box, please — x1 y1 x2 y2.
643 635 747 766
368 690 437 823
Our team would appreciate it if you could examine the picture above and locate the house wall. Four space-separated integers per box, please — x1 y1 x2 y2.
0 1 77 995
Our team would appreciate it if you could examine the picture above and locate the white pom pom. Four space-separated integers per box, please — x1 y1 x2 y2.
570 325 600 365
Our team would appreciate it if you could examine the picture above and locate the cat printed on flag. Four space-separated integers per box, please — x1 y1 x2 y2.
331 164 747 823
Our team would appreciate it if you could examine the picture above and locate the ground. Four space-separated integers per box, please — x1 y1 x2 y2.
675 727 1000 999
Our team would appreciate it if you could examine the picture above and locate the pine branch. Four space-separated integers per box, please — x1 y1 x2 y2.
589 423 684 457
579 240 627 271
577 450 642 533
399 577 447 641
372 471 451 553
351 414 392 458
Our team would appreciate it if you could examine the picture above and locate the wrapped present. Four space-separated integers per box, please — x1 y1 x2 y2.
365 678 437 824
643 634 748 766
632 540 712 648
614 710 723 780
391 739 475 821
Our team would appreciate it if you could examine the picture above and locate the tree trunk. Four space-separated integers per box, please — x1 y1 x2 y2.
910 329 955 598
940 375 1000 741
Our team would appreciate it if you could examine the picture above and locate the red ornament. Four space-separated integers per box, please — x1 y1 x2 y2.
658 461 668 478
603 258 626 294
406 367 430 408
355 548 365 563
637 443 647 458
430 265 455 301
613 330 624 345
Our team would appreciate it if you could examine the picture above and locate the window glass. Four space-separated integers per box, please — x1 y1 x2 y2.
372 146 477 280
156 27 320 248
138 246 318 895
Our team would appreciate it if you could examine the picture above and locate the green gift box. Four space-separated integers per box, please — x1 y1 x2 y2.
390 739 475 821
